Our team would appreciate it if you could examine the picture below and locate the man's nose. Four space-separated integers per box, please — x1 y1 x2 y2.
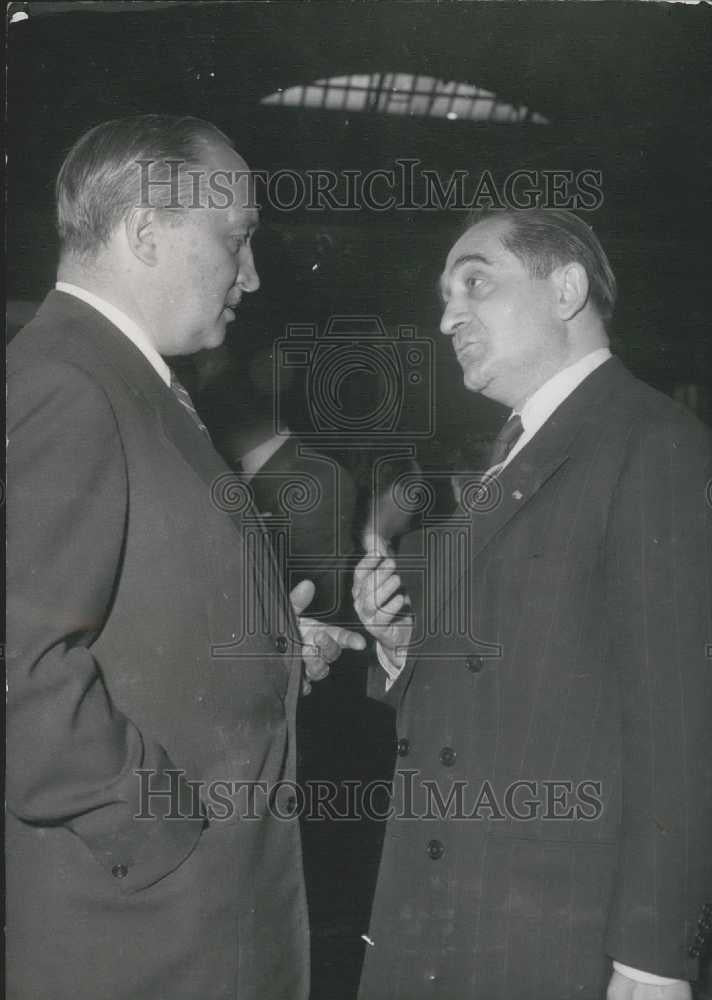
237 245 260 293
440 299 467 337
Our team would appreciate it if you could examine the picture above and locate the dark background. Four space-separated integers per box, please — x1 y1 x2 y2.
7 1 712 444
6 3 712 997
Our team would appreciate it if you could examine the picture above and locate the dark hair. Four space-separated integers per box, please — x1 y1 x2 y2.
56 114 234 256
464 207 617 323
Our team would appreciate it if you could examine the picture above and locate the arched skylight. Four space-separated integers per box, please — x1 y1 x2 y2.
262 73 549 123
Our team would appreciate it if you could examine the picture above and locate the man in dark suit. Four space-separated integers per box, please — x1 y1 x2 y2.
6 114 363 1000
353 209 712 1000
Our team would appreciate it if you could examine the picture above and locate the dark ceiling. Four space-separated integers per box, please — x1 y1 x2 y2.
10 1 712 129
6 1 712 435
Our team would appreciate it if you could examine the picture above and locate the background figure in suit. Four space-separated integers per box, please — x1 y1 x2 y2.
6 114 363 1000
361 454 424 557
206 368 357 623
200 362 396 999
353 208 712 1000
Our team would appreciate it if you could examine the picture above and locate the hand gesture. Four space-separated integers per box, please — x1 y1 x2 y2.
290 579 366 694
352 548 413 657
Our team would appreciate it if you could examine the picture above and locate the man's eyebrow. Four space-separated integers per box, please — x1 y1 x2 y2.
439 252 493 302
451 252 494 271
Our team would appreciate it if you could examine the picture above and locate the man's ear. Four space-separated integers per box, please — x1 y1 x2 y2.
552 261 589 321
125 207 159 266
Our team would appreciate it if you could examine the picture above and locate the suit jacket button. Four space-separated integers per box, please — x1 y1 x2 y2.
465 655 483 673
111 864 128 879
396 737 410 757
275 635 288 653
426 839 444 860
439 746 456 767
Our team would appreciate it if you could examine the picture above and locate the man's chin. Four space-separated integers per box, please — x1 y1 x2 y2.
462 365 488 394
201 322 229 351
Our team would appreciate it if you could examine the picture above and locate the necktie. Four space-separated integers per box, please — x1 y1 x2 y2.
170 372 211 440
487 413 524 470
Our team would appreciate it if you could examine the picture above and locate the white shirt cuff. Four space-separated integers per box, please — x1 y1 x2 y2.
376 642 407 692
612 961 686 986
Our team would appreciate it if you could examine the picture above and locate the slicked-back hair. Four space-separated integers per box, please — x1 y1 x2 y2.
56 114 234 256
463 207 617 323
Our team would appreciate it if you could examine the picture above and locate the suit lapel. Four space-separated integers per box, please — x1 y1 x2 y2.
39 292 300 681
393 357 624 704
42 291 228 494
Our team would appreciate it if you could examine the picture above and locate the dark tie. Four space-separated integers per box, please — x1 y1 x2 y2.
487 414 524 470
170 372 211 440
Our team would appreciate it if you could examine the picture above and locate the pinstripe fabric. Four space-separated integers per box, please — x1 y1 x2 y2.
359 358 712 1000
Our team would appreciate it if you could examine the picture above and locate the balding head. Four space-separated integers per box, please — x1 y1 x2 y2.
56 114 238 258
56 114 260 356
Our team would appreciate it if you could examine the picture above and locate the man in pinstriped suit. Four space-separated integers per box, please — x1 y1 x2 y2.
354 209 712 999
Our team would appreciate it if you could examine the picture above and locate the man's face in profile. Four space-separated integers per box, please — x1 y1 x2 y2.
153 141 260 355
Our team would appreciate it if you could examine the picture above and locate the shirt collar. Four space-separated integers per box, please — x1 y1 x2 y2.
517 347 612 438
55 281 171 386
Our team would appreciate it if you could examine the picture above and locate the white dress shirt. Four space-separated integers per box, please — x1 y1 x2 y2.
55 281 171 386
377 345 682 988
493 346 611 473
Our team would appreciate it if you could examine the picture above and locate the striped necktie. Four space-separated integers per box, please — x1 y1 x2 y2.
487 413 524 471
169 372 211 440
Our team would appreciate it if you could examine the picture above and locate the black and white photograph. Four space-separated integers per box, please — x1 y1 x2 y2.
5 3 712 999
